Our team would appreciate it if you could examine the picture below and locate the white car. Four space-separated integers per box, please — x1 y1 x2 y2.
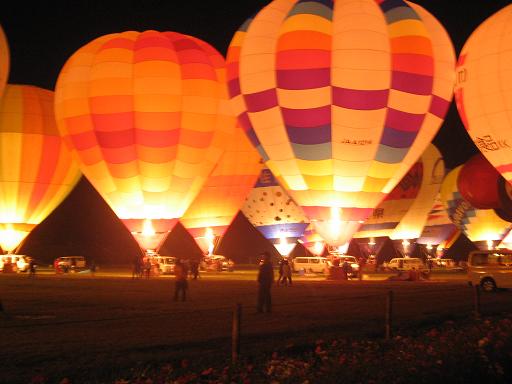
337 255 360 277
0 254 31 272
467 250 512 292
201 255 235 272
383 257 428 272
292 257 329 273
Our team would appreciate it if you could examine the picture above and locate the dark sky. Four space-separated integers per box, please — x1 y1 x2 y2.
1 0 511 263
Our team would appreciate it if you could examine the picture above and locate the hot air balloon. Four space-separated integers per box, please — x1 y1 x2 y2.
227 0 455 247
389 144 445 241
180 125 262 255
0 24 9 97
454 4 512 184
54 31 234 252
416 193 460 257
241 168 308 256
352 144 443 258
0 85 81 252
440 166 512 250
298 224 326 257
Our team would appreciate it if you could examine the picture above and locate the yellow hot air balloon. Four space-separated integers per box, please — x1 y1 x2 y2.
455 4 512 183
0 85 81 252
54 30 234 252
0 24 9 97
390 144 445 241
227 0 455 246
180 125 262 255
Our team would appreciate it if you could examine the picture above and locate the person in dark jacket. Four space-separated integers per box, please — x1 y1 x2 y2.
257 252 274 313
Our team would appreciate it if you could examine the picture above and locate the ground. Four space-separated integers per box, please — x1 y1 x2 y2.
0 267 511 383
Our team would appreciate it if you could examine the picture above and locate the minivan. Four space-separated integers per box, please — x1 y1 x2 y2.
292 257 329 274
467 249 512 292
384 257 428 272
55 256 86 273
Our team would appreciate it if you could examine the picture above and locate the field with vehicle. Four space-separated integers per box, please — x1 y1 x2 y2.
1 269 511 383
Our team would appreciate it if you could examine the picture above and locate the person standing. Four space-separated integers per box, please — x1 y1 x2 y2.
190 259 200 280
174 259 188 302
257 252 274 313
281 259 292 286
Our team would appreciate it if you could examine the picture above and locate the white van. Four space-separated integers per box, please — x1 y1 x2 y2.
467 250 512 292
292 257 329 274
384 257 428 272
154 255 177 274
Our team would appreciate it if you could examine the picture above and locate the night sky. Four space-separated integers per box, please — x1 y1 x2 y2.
0 1 510 264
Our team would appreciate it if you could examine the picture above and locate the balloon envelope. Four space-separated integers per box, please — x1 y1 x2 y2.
0 85 81 252
440 166 512 250
454 4 512 185
241 168 308 255
227 0 455 245
181 125 262 254
0 25 9 97
55 30 234 250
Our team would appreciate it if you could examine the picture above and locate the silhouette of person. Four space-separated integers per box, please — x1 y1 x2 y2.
257 252 274 313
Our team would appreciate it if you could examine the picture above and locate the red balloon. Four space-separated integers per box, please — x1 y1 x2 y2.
458 154 501 209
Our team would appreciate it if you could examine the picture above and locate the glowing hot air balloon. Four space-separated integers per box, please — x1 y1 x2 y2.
416 194 460 257
440 166 512 250
0 85 81 252
454 4 512 184
390 144 445 241
354 144 444 256
0 24 9 98
241 168 308 256
227 0 455 247
298 224 326 256
55 31 234 252
181 125 262 255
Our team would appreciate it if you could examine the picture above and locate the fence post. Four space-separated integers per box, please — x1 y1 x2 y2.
385 290 393 340
473 285 480 319
232 303 242 364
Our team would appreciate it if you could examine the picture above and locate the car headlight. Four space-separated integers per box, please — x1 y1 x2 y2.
351 263 359 269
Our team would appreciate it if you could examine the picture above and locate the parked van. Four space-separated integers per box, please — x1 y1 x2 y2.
154 255 177 274
467 249 512 292
55 256 86 273
384 257 428 272
292 257 329 274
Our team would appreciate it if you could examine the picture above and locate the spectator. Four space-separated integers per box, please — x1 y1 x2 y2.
281 259 292 286
174 259 188 302
257 252 274 313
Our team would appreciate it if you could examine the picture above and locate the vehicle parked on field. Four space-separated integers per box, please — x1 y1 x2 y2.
54 256 86 273
153 255 177 274
336 255 361 278
0 254 31 272
383 257 429 273
292 256 329 274
467 249 512 292
200 255 235 272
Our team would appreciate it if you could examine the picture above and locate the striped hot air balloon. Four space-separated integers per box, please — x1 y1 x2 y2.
0 85 81 252
440 166 512 250
55 30 234 252
227 0 455 247
455 4 512 184
298 224 326 256
181 125 262 255
242 168 308 256
416 193 460 257
0 24 9 97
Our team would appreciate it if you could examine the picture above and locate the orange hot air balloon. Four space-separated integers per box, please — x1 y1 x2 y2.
227 0 455 247
0 24 9 97
181 125 262 255
54 30 235 252
0 85 81 252
454 4 512 185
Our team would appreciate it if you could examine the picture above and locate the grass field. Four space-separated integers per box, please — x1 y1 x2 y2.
1 270 511 383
